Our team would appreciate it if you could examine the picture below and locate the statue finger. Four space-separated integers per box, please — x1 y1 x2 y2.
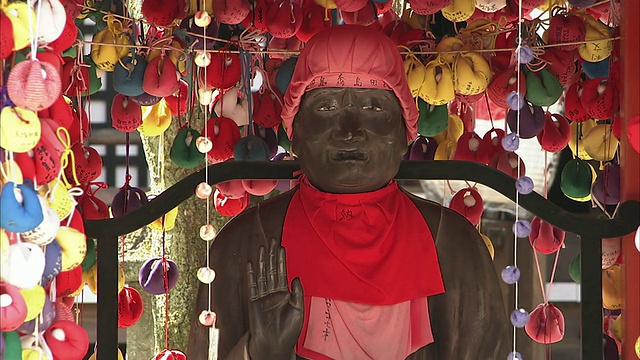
277 246 288 291
257 246 267 296
289 277 304 311
247 262 258 301
267 239 277 293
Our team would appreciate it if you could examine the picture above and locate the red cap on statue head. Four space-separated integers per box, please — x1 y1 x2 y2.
282 25 419 143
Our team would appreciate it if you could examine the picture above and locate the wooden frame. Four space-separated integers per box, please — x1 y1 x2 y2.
85 160 640 359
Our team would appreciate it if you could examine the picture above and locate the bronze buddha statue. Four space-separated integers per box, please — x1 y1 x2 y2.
188 25 507 360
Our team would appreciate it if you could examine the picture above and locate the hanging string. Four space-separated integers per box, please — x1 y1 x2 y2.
240 48 255 135
77 36 621 55
512 0 524 355
161 215 171 350
198 20 219 360
484 93 495 130
57 127 81 188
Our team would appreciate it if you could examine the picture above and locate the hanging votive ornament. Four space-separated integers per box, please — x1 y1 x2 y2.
195 182 213 199
507 92 525 111
501 266 520 284
199 310 217 326
197 267 216 284
196 136 213 153
510 308 530 328
507 352 524 360
516 176 534 195
516 46 534 64
502 133 520 152
194 51 211 67
194 11 212 27
513 220 532 238
199 224 217 241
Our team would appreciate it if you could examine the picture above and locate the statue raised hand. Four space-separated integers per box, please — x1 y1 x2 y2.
247 240 304 360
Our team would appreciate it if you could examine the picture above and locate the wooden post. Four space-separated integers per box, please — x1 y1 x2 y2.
96 237 119 359
581 237 603 358
621 0 640 359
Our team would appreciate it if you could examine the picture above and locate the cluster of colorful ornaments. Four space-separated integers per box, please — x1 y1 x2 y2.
2 0 639 358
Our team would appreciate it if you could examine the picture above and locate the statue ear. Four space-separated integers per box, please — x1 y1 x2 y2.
289 138 298 158
289 115 300 156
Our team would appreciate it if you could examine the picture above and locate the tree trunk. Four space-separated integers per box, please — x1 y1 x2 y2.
134 114 228 355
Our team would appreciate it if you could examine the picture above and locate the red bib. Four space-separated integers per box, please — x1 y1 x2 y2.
282 176 444 304
283 177 445 357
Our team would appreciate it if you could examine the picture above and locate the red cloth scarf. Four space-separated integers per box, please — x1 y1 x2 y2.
282 176 444 357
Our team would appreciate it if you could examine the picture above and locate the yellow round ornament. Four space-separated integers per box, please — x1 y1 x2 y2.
0 106 41 153
56 226 87 271
480 233 495 260
138 99 173 137
19 285 46 321
0 160 23 186
148 206 179 231
602 265 622 310
39 179 76 221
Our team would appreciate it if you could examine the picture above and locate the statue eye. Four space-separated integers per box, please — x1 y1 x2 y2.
318 105 337 111
362 105 383 112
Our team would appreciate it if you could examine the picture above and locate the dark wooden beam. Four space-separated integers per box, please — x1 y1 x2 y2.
580 236 602 360
96 236 119 360
84 161 640 240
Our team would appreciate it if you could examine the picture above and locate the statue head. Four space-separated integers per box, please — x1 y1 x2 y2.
282 25 418 193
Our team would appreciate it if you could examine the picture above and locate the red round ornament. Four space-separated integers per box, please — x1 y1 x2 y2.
529 216 565 255
448 187 484 226
7 60 62 111
488 150 526 179
200 53 242 90
525 303 565 344
537 112 571 153
547 13 586 51
202 116 241 162
453 131 492 165
266 0 303 38
153 349 187 360
118 286 144 328
214 189 250 217
213 0 251 25
44 320 90 360
111 94 143 133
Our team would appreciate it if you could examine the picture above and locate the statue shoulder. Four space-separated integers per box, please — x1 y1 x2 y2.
400 188 443 239
209 188 298 259
400 187 484 246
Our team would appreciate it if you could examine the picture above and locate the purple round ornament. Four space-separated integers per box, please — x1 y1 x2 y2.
507 92 525 111
516 176 534 195
502 133 520 152
592 164 621 205
516 46 534 64
510 308 530 328
513 220 532 238
508 351 524 360
501 266 521 284
139 257 180 295
408 136 437 161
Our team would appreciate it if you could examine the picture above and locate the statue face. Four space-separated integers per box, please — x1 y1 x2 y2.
291 87 407 193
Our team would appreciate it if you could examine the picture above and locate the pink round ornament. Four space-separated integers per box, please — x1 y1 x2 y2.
196 137 213 153
200 224 217 241
198 310 217 326
529 217 565 255
525 303 565 344
153 349 187 360
195 182 213 199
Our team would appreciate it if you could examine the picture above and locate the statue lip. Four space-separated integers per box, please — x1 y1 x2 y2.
332 149 368 161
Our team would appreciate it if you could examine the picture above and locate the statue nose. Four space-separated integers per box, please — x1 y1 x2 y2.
333 107 365 141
